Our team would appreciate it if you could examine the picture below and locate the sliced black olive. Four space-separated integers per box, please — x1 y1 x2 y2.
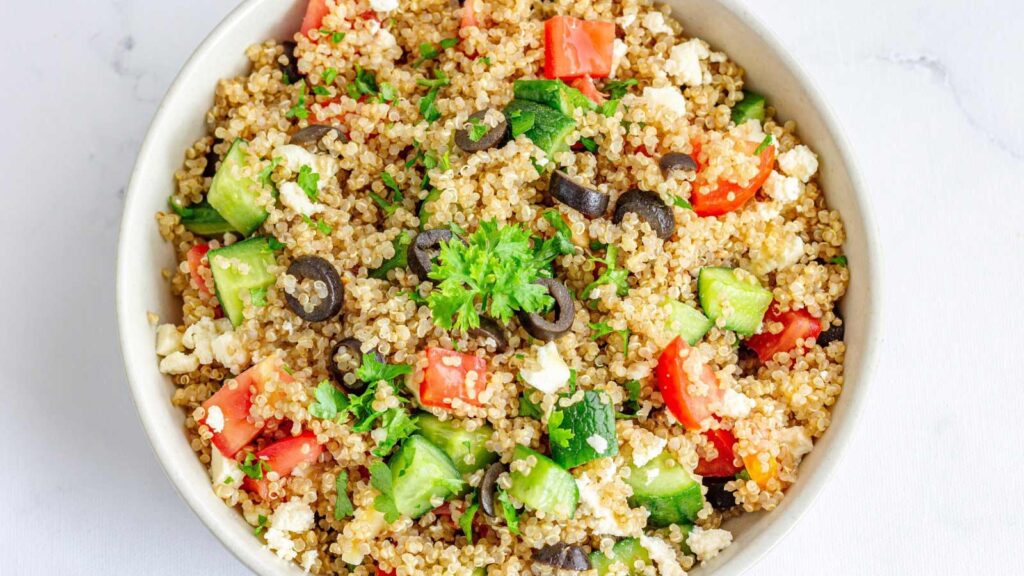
533 543 591 571
613 189 676 240
408 229 454 280
659 152 698 176
479 462 506 517
290 124 347 151
817 312 845 347
202 141 222 178
284 256 344 322
279 40 302 84
549 171 609 218
469 316 509 353
704 477 738 510
329 338 384 393
517 278 574 341
455 109 509 153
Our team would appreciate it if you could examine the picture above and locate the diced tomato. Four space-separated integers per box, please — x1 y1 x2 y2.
570 76 606 104
746 306 823 362
202 358 291 458
376 568 395 576
244 431 323 499
691 144 776 217
696 428 742 477
460 0 479 28
743 451 779 488
300 0 331 37
187 243 213 296
654 337 723 430
544 16 616 80
421 348 487 408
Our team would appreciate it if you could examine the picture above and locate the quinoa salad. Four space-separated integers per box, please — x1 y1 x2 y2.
152 0 849 574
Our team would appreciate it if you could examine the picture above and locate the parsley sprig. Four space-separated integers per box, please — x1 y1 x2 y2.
307 356 412 431
286 81 310 120
334 471 355 520
583 245 630 300
418 69 450 123
370 408 418 457
597 78 638 117
459 496 480 544
547 409 575 448
239 451 271 480
590 321 631 354
496 489 521 535
413 38 459 67
369 461 401 523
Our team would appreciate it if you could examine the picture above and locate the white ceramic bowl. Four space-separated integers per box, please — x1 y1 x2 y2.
118 1 880 574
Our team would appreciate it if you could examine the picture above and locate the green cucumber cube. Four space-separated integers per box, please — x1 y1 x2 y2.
549 390 618 469
208 139 269 235
698 267 773 337
508 445 578 519
207 237 277 326
389 435 464 519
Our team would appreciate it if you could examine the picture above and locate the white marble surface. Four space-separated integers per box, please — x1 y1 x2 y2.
1 0 1022 574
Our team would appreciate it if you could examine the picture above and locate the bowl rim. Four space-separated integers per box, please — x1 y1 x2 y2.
117 0 881 574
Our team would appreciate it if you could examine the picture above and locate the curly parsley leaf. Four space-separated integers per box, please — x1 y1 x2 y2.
334 471 355 520
533 209 577 264
356 354 412 390
467 116 489 143
604 78 638 100
589 321 631 354
369 461 401 523
239 452 271 480
297 165 320 201
496 489 521 535
671 195 693 210
583 245 630 300
547 409 575 449
309 380 350 421
370 408 418 458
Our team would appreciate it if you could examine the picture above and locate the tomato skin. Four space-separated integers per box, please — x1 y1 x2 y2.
376 569 396 576
202 358 291 458
696 428 743 477
570 76 606 104
421 348 487 408
300 0 331 36
746 307 823 362
544 16 616 80
244 431 323 499
187 243 213 296
691 145 776 217
654 337 723 430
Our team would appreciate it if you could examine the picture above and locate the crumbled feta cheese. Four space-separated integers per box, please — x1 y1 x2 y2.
574 461 639 537
265 499 316 561
159 351 199 375
642 86 687 117
718 388 756 419
206 405 226 433
610 39 628 78
617 13 637 29
155 324 183 356
778 145 819 183
764 171 803 204
300 550 318 573
686 526 733 562
640 536 687 576
339 504 387 564
280 181 323 217
586 434 609 454
183 317 223 365
666 39 709 86
750 224 806 275
211 332 249 375
277 144 318 174
642 12 672 35
629 428 667 468
779 426 814 460
520 341 570 394
376 27 397 48
369 0 398 12
210 447 241 486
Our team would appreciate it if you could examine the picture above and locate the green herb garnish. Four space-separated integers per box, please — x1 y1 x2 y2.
580 137 598 153
313 85 331 96
518 391 543 419
467 116 488 143
370 408 418 457
258 157 282 187
309 380 350 421
379 82 398 103
459 499 480 544
828 255 848 267
547 409 575 448
253 514 269 536
583 245 630 300
369 231 411 279
301 214 333 235
334 471 355 520
754 134 773 155
589 321 631 354
297 165 320 201
496 489 521 535
322 67 339 86
239 452 271 480
671 195 693 210
250 286 268 307
369 460 401 523
286 81 310 120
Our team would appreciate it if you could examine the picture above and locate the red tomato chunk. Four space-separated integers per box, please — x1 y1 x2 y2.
695 428 742 477
300 0 331 37
654 336 723 431
421 348 487 408
746 306 822 362
201 358 290 458
244 431 323 499
544 16 616 80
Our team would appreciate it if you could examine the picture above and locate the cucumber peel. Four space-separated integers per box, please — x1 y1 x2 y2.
508 445 578 519
732 91 766 125
548 390 618 469
415 413 497 476
625 451 704 527
389 435 464 519
698 267 773 337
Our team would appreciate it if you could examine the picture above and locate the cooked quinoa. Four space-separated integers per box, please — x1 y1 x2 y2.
153 0 849 574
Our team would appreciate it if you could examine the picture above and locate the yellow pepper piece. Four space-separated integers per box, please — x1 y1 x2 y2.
742 452 779 488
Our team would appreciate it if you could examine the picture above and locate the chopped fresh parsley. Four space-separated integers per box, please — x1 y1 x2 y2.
307 356 410 431
347 65 380 100
239 451 271 480
297 165 320 201
547 409 575 448
379 82 398 103
496 489 521 535
604 78 638 99
480 56 492 67
459 498 479 544
671 195 693 210
258 157 283 187
356 354 413 393
309 380 350 421
589 321 631 354
371 408 418 457
417 70 450 124
616 379 643 419
369 231 411 279
403 288 430 305
467 116 489 143
370 460 401 523
518 391 543 419
583 245 630 300
322 67 339 86
253 514 269 536
828 255 848 267
318 28 345 44
440 37 460 50
580 137 598 153
250 286 268 307
301 214 333 235
286 81 310 120
754 134 773 155
597 99 621 117
414 38 459 67
567 368 578 394
313 85 331 96
508 109 536 138
380 171 405 202
268 236 286 251
370 171 405 217
532 209 577 265
334 471 355 520
426 220 559 331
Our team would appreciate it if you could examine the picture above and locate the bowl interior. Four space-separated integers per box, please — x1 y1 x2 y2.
117 1 876 574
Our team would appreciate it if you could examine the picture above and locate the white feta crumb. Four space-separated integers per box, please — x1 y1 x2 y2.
520 341 570 394
610 39 628 78
733 118 768 144
718 388 756 419
642 11 672 35
779 426 814 460
778 145 819 183
280 181 323 217
640 535 687 576
265 499 316 561
210 447 241 486
211 332 249 375
630 429 667 468
377 27 397 48
764 171 803 204
642 86 687 117
183 317 225 365
369 0 398 12
686 526 733 562
617 13 637 29
575 464 632 537
750 225 806 275
155 324 184 356
300 550 318 573
206 405 226 433
666 39 709 86
159 351 199 375
277 144 319 174
586 434 609 454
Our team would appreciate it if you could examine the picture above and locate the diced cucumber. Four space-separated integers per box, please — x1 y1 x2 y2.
590 538 652 576
369 231 411 280
415 413 498 476
177 201 234 237
503 99 577 159
731 91 766 125
417 188 441 230
513 79 596 116
208 139 269 235
207 237 277 326
698 267 773 337
508 445 578 519
549 390 618 469
625 451 703 527
665 299 714 345
389 435 464 519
